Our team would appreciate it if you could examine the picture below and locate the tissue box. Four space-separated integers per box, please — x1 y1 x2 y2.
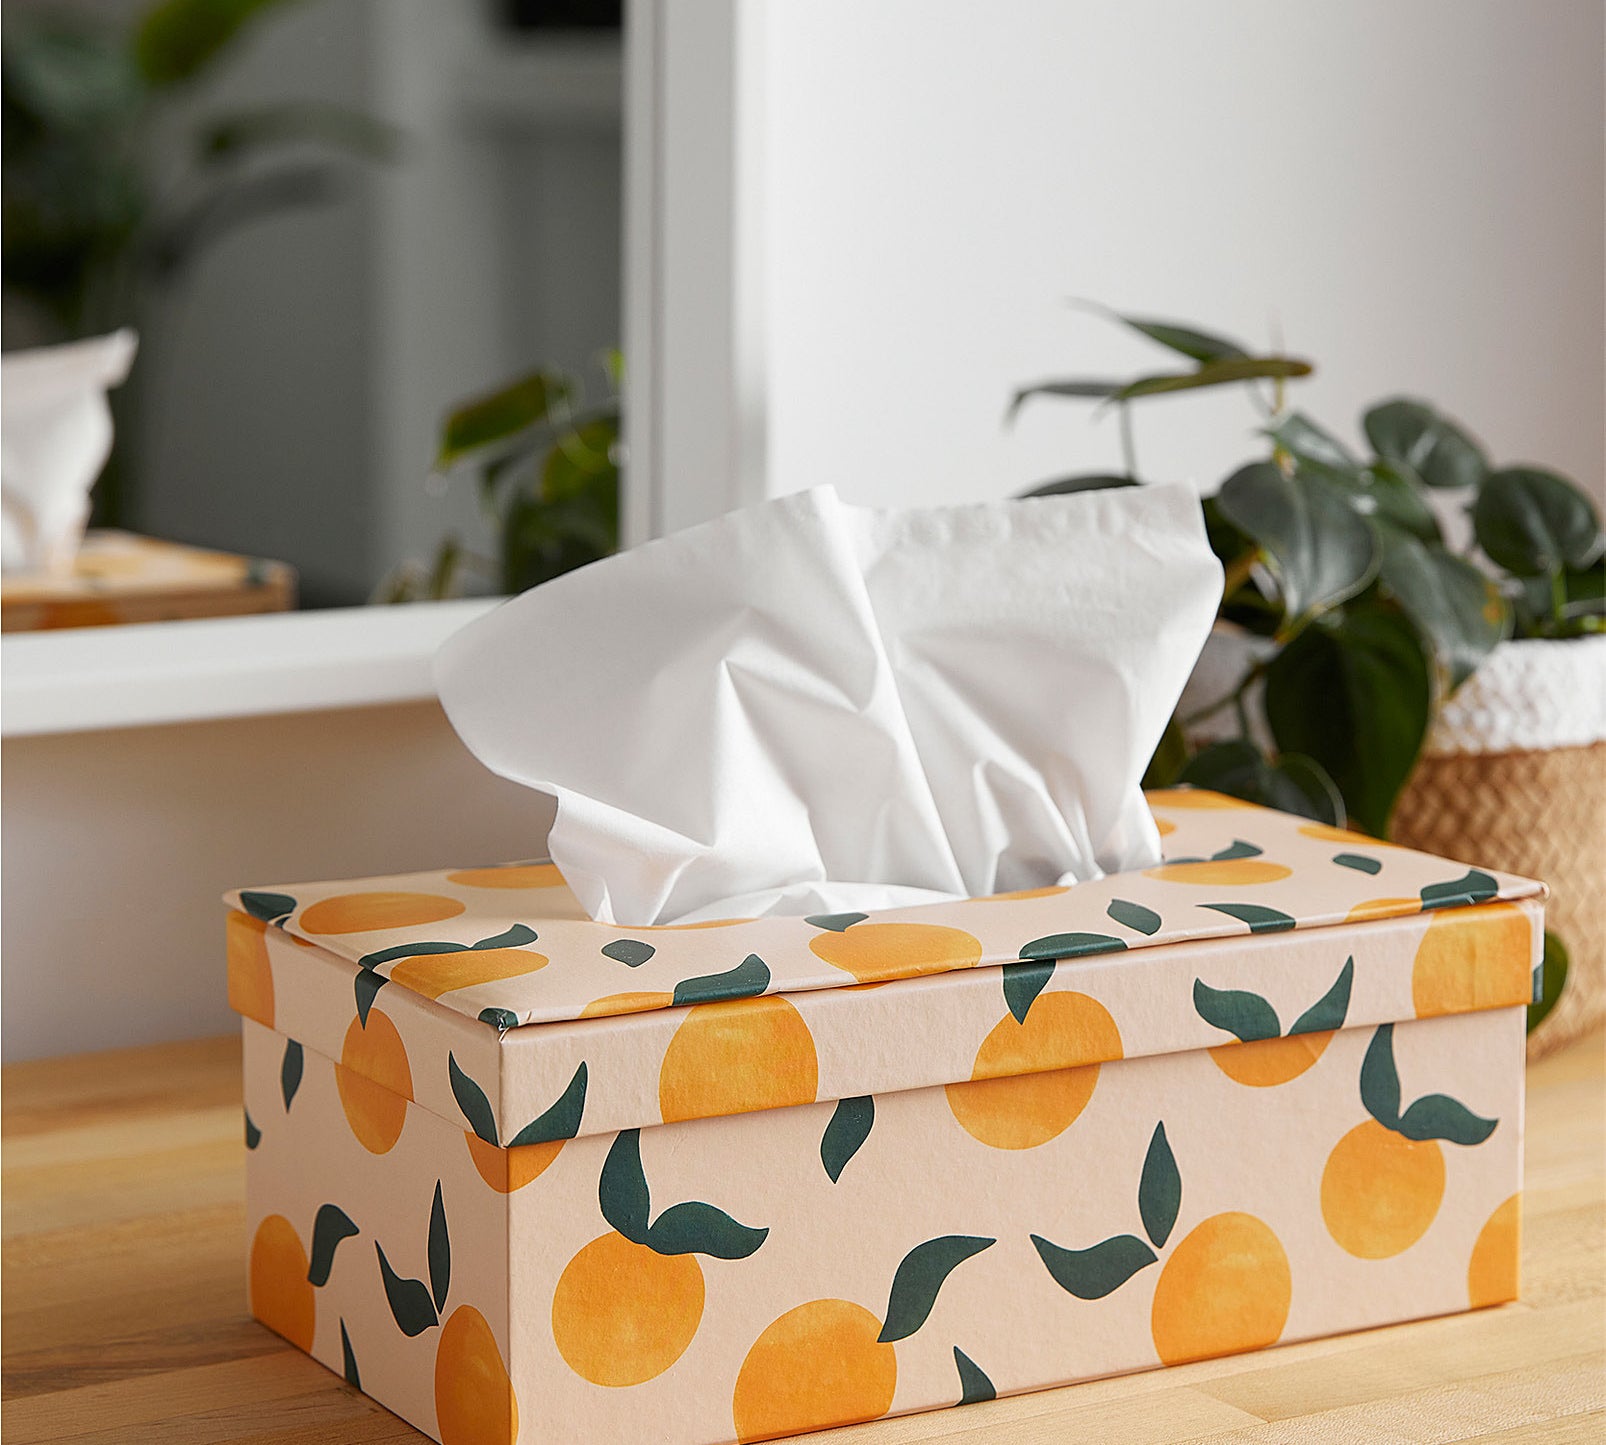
1 530 295 631
227 791 1540 1445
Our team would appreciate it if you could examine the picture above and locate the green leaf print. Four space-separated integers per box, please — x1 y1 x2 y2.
953 1347 996 1405
878 1235 996 1343
1138 1123 1181 1249
308 1204 359 1287
820 1096 875 1183
1031 1233 1157 1300
448 1053 499 1147
507 1062 588 1147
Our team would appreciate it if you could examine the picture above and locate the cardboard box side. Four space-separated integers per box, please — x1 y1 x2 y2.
244 1003 1524 1445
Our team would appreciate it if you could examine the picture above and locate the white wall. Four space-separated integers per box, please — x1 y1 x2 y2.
2 701 555 1060
758 0 1605 510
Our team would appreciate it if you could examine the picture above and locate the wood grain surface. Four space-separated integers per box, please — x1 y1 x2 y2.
4 1031 1602 1444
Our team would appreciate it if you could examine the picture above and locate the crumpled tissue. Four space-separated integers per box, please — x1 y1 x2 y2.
437 482 1221 924
1 330 138 575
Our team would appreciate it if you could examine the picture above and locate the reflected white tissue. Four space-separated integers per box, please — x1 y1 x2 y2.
1 330 138 575
436 483 1222 925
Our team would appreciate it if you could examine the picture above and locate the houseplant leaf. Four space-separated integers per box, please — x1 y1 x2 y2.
1472 468 1604 578
1178 739 1344 825
1105 312 1248 363
437 370 568 469
1112 355 1312 403
133 0 297 89
1019 474 1137 497
1265 411 1358 473
1363 399 1488 491
1376 529 1508 691
1264 603 1432 837
1215 463 1378 622
1008 379 1122 418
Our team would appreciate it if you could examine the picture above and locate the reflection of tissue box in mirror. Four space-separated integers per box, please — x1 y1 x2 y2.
437 483 1224 925
1 329 137 575
0 530 296 632
226 796 1540 1445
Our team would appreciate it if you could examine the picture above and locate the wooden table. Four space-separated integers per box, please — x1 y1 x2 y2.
4 1032 1603 1444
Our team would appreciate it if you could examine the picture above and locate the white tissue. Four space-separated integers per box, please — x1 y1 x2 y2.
1 330 138 575
436 483 1222 925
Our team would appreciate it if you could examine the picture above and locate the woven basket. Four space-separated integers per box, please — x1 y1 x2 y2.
1391 636 1606 1059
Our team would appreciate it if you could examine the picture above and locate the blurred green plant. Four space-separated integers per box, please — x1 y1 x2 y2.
2 0 397 520
380 353 621 602
1013 306 1604 840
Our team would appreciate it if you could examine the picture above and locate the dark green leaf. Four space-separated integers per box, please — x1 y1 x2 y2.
601 939 655 967
1199 903 1297 934
240 890 296 922
1031 1233 1157 1300
427 1182 450 1314
1107 899 1162 936
1473 468 1604 578
1108 313 1248 363
1360 1025 1401 1130
1266 411 1358 472
133 0 294 88
437 370 568 469
1357 460 1443 543
280 1039 303 1111
953 1347 996 1405
354 968 387 1026
1192 980 1280 1042
1017 933 1128 962
359 940 465 971
375 1244 437 1337
1290 958 1354 1035
1364 399 1488 491
1138 1123 1181 1249
1264 603 1433 838
1178 739 1344 825
1396 1094 1497 1146
671 953 770 1007
340 1319 360 1388
1332 853 1382 875
447 1054 498 1147
821 1096 875 1183
1142 716 1189 789
878 1235 996 1342
598 1129 651 1245
1002 960 1056 1024
1216 463 1378 621
1018 474 1139 498
244 1109 261 1149
1377 530 1507 690
479 1007 519 1032
805 913 868 933
1008 379 1123 419
472 924 539 950
1210 839 1264 861
1112 356 1312 403
1529 931 1569 1033
1420 869 1500 911
646 1200 769 1260
508 1062 588 1146
308 1204 359 1287
542 417 618 502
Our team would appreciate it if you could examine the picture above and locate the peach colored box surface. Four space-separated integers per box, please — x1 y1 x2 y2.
226 791 1542 1445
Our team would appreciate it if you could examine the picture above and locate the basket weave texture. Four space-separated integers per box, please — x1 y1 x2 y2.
1392 741 1606 1058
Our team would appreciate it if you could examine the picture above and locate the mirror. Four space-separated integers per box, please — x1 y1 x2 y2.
2 0 623 615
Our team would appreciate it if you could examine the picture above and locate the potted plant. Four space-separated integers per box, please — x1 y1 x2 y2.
380 352 621 601
1013 307 1604 1055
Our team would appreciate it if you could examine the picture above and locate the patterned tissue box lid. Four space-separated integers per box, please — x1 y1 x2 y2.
225 790 1544 1032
